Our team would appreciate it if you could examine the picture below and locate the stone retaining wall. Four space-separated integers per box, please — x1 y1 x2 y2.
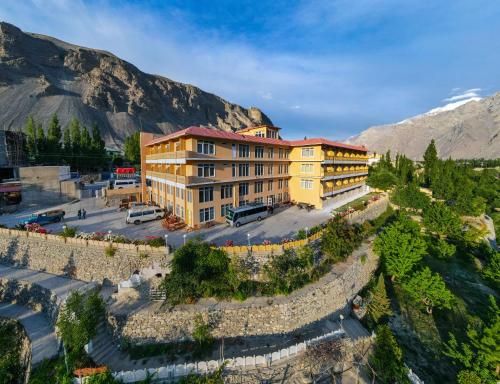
108 238 379 344
0 230 168 284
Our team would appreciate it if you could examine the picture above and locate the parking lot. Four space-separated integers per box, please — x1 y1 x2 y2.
0 190 370 248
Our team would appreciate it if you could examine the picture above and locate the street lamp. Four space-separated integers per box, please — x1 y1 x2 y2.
107 230 112 244
183 233 187 245
305 227 309 237
339 314 345 332
247 233 251 247
164 234 169 255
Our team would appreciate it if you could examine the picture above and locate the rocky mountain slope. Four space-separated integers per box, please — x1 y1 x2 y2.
347 93 500 159
0 22 271 148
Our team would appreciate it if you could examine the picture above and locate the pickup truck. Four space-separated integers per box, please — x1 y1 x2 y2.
22 209 65 226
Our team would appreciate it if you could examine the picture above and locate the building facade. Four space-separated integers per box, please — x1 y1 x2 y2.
140 125 368 228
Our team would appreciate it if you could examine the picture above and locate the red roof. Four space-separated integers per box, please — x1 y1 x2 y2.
145 126 367 152
145 126 287 146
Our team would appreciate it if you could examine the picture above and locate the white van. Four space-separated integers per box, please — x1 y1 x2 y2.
114 179 138 189
126 206 164 224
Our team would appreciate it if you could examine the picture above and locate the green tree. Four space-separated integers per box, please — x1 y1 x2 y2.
69 118 81 158
366 168 399 190
423 139 438 186
124 132 140 164
457 370 482 384
445 296 500 381
36 124 46 162
429 238 456 260
374 215 426 281
46 114 62 163
403 267 453 314
391 182 430 211
24 116 37 160
57 291 105 365
367 274 393 325
80 126 92 165
91 122 106 168
62 126 72 163
192 314 213 347
423 202 461 239
321 217 363 262
369 324 409 383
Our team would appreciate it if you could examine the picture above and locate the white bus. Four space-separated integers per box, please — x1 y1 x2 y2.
226 203 270 227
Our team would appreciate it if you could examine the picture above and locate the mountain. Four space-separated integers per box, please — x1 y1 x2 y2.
0 22 272 148
347 93 500 160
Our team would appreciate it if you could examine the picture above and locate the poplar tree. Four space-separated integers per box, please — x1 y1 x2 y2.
46 113 62 161
367 274 393 325
369 325 408 383
24 116 37 159
423 139 438 186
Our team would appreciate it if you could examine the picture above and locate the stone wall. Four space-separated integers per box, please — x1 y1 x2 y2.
0 230 169 284
108 238 379 344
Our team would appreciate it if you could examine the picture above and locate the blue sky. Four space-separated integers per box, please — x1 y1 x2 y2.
1 0 500 140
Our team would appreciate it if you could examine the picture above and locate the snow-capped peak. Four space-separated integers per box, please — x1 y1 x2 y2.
396 96 481 124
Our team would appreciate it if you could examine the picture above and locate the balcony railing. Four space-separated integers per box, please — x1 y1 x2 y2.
324 156 368 163
321 181 366 197
323 169 368 177
146 150 215 161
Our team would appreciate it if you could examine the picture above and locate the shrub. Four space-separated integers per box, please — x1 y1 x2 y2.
296 228 307 240
146 237 166 247
369 325 408 383
60 225 77 238
264 246 314 294
104 245 116 258
308 225 322 235
139 251 149 259
429 238 456 259
321 217 363 263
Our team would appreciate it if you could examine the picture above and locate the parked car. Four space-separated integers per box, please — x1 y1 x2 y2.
22 209 65 226
126 206 164 225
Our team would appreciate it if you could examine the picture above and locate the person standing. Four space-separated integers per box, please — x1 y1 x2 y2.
77 209 82 220
82 209 87 220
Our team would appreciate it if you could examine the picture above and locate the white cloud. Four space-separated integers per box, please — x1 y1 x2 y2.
443 88 482 102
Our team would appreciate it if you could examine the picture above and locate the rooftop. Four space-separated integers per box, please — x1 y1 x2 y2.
145 126 367 152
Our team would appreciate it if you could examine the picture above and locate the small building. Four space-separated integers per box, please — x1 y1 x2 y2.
19 165 76 205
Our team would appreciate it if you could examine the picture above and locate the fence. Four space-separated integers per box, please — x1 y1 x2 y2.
76 329 347 383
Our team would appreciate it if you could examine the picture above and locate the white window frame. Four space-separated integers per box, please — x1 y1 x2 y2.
302 147 314 158
197 140 215 155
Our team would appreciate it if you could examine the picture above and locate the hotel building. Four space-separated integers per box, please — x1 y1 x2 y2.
140 125 368 228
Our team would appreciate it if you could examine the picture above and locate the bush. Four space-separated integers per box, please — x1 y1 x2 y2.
321 217 363 263
146 237 166 247
60 226 77 238
296 229 307 240
264 246 314 295
429 238 456 259
0 320 24 383
104 245 116 258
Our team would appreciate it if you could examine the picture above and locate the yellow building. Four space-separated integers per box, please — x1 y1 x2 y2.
140 126 368 228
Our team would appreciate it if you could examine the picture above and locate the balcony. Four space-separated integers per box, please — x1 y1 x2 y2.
323 155 369 164
145 150 215 163
322 171 368 180
146 171 187 185
321 181 366 197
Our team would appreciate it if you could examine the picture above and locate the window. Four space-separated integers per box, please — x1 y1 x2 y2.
278 179 283 189
232 163 236 177
278 164 283 174
199 187 214 203
301 163 314 173
285 179 289 188
197 140 215 155
285 149 290 159
187 190 193 202
239 183 249 196
255 131 265 138
197 164 215 177
268 164 274 175
284 164 289 174
302 147 314 157
268 148 274 158
239 163 249 177
254 181 263 193
278 193 283 203
268 180 273 191
300 179 313 190
254 197 264 203
238 144 250 158
255 146 264 158
239 199 249 206
221 184 233 199
175 187 180 198
199 207 214 223
255 163 264 176
279 148 283 159
221 203 233 217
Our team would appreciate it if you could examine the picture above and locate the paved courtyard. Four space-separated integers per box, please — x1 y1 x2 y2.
0 190 370 248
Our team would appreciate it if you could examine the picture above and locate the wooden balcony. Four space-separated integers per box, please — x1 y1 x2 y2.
323 156 368 163
145 150 215 162
323 169 368 177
